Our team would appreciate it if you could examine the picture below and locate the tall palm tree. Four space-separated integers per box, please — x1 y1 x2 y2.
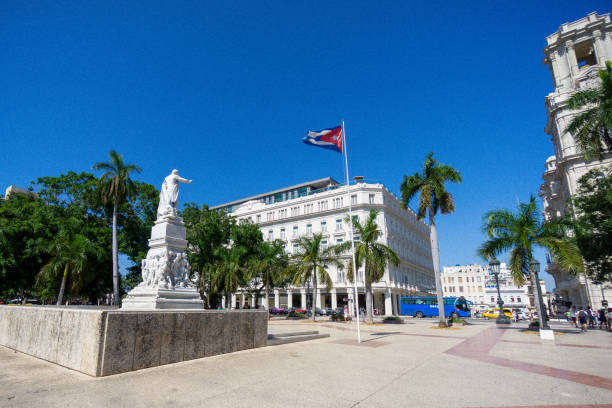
566 61 612 160
339 209 399 323
289 233 343 321
478 195 584 328
212 246 247 309
38 230 93 305
250 240 288 310
93 150 142 305
400 152 462 327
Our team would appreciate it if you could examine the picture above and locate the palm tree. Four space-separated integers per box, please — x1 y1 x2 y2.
93 150 142 305
339 209 399 323
38 230 93 305
212 246 247 309
478 195 584 328
566 61 612 160
250 240 288 310
400 152 462 327
289 233 343 321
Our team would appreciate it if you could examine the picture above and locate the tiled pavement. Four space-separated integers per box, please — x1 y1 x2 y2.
1 318 611 407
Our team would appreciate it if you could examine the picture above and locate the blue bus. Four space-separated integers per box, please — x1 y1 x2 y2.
399 297 472 318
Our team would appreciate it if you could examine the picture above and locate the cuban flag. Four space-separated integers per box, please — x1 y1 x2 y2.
302 125 343 153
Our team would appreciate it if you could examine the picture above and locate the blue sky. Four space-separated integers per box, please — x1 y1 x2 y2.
1 1 608 289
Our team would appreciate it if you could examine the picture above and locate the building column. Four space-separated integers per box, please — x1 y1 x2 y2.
240 293 245 309
301 289 307 308
274 290 280 308
331 289 337 309
287 290 293 308
384 288 393 316
392 294 399 315
316 288 322 309
221 294 226 309
592 30 606 66
230 293 237 310
251 294 257 308
263 294 268 310
565 40 578 78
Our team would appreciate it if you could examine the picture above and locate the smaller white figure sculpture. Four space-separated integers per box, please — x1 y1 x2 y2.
157 169 192 219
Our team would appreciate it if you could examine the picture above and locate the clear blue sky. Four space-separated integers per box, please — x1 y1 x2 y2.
2 1 608 289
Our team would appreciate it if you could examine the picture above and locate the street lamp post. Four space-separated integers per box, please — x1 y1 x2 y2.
490 259 510 324
529 259 550 330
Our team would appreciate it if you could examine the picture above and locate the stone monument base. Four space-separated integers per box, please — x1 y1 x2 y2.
0 306 267 376
121 286 204 310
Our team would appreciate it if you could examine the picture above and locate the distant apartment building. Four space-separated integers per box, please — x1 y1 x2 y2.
539 12 612 310
442 263 546 312
441 264 487 311
212 177 435 316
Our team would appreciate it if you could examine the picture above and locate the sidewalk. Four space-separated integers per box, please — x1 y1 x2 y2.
1 319 611 407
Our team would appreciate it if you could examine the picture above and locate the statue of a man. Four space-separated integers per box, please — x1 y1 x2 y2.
157 169 192 218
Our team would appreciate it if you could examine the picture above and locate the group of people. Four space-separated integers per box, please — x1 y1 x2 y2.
566 306 610 332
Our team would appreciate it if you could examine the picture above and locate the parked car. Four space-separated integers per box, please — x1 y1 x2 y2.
269 308 288 315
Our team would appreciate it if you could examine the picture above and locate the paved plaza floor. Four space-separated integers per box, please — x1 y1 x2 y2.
1 318 611 408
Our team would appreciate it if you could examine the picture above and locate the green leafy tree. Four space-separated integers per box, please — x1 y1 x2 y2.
34 172 113 302
38 226 98 305
182 204 234 306
211 246 247 309
566 61 612 160
0 194 55 301
93 150 142 305
478 195 584 328
117 181 159 290
289 233 343 321
400 152 462 327
339 209 399 323
566 169 612 282
249 240 289 310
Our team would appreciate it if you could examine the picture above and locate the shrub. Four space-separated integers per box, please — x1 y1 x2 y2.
331 313 350 321
287 311 306 318
528 319 540 329
383 316 402 321
452 318 466 324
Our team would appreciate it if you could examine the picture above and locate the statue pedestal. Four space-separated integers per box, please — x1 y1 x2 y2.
122 216 204 310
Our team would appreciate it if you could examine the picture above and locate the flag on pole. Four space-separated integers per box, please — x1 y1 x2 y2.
302 126 343 153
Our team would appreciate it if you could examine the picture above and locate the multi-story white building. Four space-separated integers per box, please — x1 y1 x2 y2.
211 177 435 316
441 264 487 311
539 12 612 310
442 263 545 312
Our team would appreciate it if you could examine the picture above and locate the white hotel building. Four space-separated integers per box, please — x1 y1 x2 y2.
211 177 435 316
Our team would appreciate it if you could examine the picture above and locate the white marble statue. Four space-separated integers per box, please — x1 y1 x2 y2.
157 169 192 219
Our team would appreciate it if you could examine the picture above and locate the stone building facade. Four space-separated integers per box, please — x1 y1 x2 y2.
212 177 435 316
539 12 612 310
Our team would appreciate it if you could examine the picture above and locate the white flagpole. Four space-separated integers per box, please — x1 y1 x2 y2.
342 119 361 343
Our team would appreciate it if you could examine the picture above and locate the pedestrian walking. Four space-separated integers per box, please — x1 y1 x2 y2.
343 304 349 322
598 309 608 330
570 306 577 328
587 306 596 328
577 307 588 332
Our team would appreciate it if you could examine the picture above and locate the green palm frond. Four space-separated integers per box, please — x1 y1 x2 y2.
400 152 461 220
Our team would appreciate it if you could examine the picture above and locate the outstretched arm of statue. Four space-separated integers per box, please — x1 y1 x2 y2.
177 176 192 184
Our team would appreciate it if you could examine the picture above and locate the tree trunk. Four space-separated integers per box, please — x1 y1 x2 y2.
112 200 120 306
311 269 317 321
226 290 231 310
56 264 68 306
529 269 547 330
365 281 373 323
429 210 447 327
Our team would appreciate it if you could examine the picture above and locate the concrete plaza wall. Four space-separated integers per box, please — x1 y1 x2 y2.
0 306 267 376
